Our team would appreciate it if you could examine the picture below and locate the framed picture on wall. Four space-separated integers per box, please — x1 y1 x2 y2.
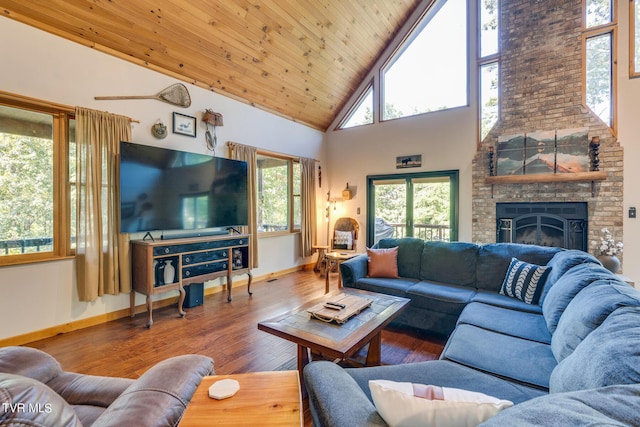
173 112 196 137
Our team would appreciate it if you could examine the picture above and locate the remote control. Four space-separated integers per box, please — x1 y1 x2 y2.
325 301 346 309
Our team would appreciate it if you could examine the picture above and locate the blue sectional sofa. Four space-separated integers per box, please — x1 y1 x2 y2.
304 238 640 426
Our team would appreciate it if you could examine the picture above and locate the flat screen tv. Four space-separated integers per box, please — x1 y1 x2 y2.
119 141 248 235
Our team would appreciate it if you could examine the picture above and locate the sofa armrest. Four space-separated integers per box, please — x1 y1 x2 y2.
304 361 387 427
340 254 369 288
91 354 214 427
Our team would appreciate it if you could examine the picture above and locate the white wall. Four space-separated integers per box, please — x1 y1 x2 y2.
324 106 476 251
617 3 640 284
0 18 324 340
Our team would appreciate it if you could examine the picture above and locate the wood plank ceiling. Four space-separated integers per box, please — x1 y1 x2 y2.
0 0 420 130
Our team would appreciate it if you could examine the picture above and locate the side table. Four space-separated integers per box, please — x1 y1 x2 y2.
324 251 357 293
179 371 302 426
313 245 330 272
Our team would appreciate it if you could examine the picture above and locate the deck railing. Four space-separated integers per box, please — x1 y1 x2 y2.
387 223 450 241
0 237 53 255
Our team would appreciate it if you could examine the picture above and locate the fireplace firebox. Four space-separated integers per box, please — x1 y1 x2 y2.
496 202 588 251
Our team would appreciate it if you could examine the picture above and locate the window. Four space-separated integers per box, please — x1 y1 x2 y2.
366 170 459 246
583 0 616 129
382 0 467 120
0 93 73 265
336 0 468 129
478 0 500 141
632 0 640 77
256 153 301 234
339 85 373 129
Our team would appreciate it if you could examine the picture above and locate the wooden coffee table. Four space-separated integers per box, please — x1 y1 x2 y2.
257 288 410 389
179 371 302 426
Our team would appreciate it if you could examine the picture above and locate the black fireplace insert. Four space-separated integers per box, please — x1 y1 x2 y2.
496 202 588 251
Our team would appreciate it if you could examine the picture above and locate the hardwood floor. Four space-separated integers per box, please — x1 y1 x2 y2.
25 268 445 426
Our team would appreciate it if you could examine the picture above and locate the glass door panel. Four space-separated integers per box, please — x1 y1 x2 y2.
367 171 458 246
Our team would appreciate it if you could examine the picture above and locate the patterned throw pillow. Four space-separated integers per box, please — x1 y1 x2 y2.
334 230 353 250
500 258 551 305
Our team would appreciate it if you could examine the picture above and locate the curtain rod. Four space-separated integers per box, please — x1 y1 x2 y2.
227 141 318 162
0 90 139 123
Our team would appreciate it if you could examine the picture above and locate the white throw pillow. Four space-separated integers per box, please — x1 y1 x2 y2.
369 380 513 427
334 230 353 249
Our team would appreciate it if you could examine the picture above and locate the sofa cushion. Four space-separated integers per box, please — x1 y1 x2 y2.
542 263 613 333
0 346 62 384
499 258 550 305
441 324 556 389
457 302 551 344
471 291 542 313
420 241 478 287
369 380 513 427
377 238 425 279
476 243 561 292
0 373 82 426
406 281 476 316
354 277 419 298
551 278 640 362
541 249 600 303
343 360 546 405
367 247 399 278
480 384 640 427
550 306 640 393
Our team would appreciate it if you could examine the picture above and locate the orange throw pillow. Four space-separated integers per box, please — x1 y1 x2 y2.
367 247 400 278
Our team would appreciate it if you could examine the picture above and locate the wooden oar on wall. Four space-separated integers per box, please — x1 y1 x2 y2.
95 83 191 107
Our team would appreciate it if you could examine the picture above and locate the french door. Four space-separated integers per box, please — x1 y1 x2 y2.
366 170 458 246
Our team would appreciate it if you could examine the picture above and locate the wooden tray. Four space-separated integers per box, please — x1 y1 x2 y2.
307 293 373 324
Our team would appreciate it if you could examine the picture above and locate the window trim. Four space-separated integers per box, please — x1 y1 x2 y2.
477 0 501 146
630 0 640 78
582 0 618 134
255 150 301 237
0 91 74 266
365 169 459 247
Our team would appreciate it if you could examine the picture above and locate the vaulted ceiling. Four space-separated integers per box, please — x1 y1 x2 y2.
0 0 421 130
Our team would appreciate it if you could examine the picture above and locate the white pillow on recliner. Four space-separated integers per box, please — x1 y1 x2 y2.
369 380 513 427
334 230 353 250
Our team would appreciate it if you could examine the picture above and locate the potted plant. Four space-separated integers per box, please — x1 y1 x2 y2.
592 228 623 273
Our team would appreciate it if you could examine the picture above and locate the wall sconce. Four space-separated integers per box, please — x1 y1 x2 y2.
202 109 224 153
342 182 352 200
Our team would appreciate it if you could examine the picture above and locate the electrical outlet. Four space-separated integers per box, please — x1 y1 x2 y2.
629 207 636 218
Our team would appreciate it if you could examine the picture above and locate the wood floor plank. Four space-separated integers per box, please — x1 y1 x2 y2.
24 269 445 426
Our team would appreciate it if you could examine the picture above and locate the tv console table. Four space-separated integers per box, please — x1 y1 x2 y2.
130 234 252 327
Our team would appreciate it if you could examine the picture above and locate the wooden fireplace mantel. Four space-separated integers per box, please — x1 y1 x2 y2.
485 171 607 185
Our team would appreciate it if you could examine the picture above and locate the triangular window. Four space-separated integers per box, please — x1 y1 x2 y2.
382 0 467 120
339 86 373 129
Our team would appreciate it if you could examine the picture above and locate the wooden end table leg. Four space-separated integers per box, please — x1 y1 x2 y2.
297 344 310 397
365 333 382 366
227 275 233 302
130 290 136 318
247 271 253 296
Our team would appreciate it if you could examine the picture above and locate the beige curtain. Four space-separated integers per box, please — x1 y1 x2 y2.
229 142 259 268
300 157 317 257
75 107 132 302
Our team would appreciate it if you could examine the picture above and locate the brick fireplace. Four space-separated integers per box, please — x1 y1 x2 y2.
471 0 623 265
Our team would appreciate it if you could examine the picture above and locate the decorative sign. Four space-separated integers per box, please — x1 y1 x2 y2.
396 154 422 169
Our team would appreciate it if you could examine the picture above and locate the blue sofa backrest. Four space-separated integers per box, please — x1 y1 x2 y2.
376 237 424 278
420 241 478 286
476 243 562 292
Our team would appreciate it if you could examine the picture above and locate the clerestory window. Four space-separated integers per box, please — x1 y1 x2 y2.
583 0 616 130
337 0 468 130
